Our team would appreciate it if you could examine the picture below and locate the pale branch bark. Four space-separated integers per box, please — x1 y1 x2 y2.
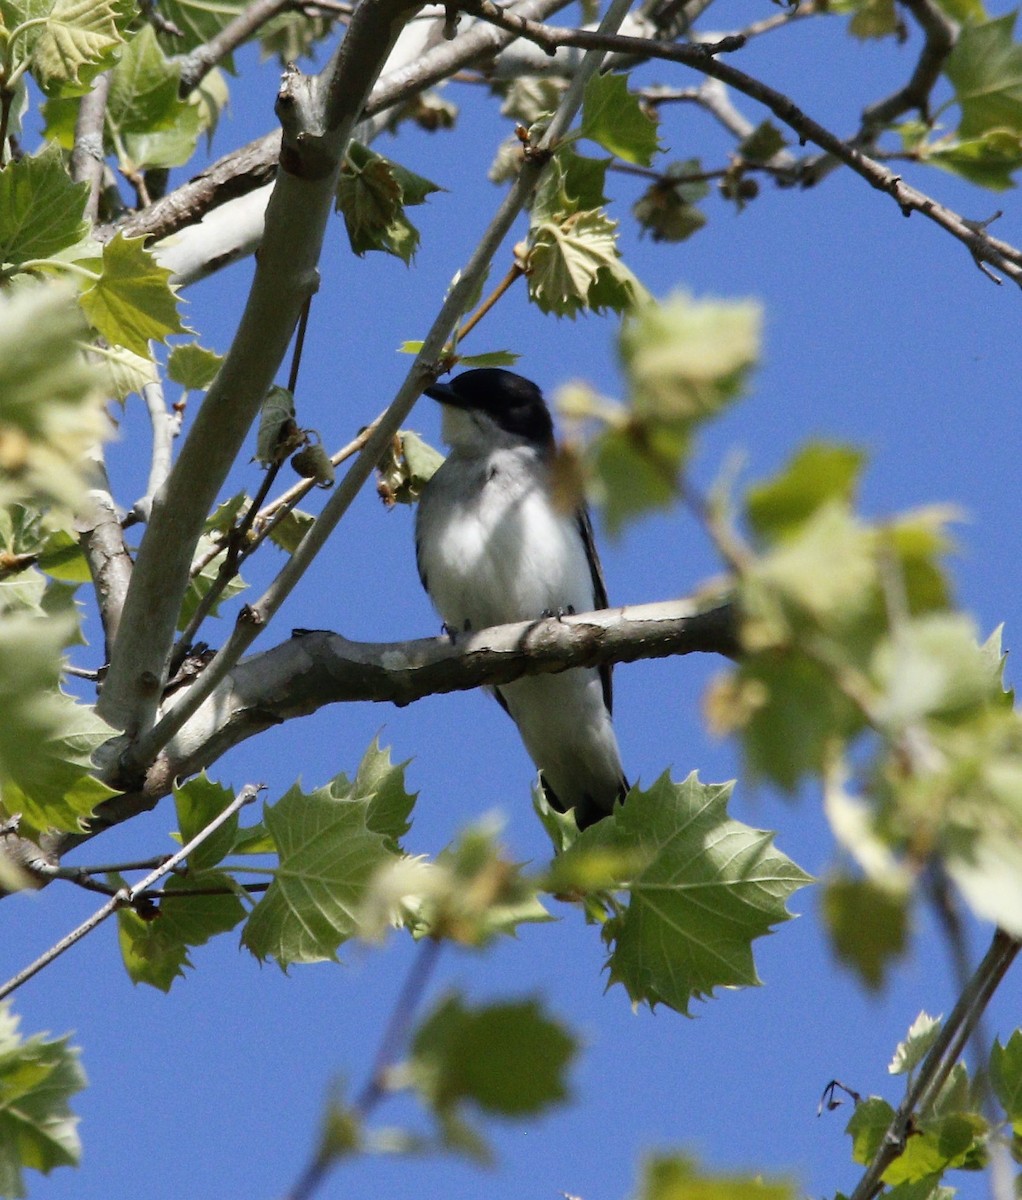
848 926 1021 1200
74 450 134 659
95 0 575 258
108 0 639 782
132 377 180 522
96 0 424 741
0 784 261 1003
69 71 110 222
79 598 737 848
177 0 306 96
464 9 1022 285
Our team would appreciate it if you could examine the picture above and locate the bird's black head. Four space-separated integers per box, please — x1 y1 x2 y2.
424 368 554 447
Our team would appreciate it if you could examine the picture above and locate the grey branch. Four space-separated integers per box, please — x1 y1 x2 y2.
69 71 111 222
74 450 134 659
83 598 738 844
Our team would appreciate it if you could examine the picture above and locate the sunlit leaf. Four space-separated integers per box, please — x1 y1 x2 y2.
944 13 1022 137
580 71 661 166
0 144 89 266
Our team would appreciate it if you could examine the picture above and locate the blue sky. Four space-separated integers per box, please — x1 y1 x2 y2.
7 2 1022 1197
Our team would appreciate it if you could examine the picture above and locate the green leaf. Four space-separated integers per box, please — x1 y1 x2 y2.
890 1012 943 1077
173 773 240 871
822 874 909 990
944 13 1022 137
454 350 521 369
241 741 414 965
0 144 89 267
0 611 116 838
408 993 576 1120
336 142 440 264
990 1031 1022 1128
0 1003 85 1196
90 343 159 403
746 443 865 543
633 172 707 243
527 207 648 318
115 870 246 991
581 72 661 166
847 1096 897 1164
638 1152 796 1200
620 291 762 423
267 507 315 554
103 24 201 169
531 148 609 222
572 772 811 1014
883 1111 987 1184
848 0 899 38
29 0 132 95
255 385 299 466
79 233 188 356
738 121 787 163
926 129 1022 189
167 343 223 390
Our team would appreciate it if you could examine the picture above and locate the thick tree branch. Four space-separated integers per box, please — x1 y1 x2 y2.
82 598 737 845
74 450 134 659
69 71 111 222
97 0 424 740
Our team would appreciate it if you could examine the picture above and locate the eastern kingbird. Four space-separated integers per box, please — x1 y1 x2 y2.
415 368 628 828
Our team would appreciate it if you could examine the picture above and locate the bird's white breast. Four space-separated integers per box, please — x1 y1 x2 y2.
416 445 594 633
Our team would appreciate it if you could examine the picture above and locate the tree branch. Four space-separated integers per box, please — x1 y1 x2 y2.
76 598 737 847
177 0 307 96
74 449 134 658
69 71 110 223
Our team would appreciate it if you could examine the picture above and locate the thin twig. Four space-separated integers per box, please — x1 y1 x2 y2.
177 0 300 95
0 784 261 1001
454 263 525 343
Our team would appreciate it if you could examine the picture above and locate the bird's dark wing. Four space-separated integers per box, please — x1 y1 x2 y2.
576 506 613 714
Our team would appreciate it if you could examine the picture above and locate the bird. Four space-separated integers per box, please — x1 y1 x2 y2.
414 367 628 829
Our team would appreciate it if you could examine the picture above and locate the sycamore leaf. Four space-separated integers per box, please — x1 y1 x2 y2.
0 611 116 837
926 128 1022 189
531 148 609 223
739 121 787 163
79 233 187 356
106 24 184 136
241 741 415 965
90 343 158 403
115 871 246 991
882 1111 987 1184
944 13 1022 137
0 1004 85 1195
255 385 299 466
0 144 89 266
454 350 521 369
638 1153 796 1200
167 342 223 390
746 443 865 543
0 284 108 511
620 290 762 422
889 1012 943 1077
570 772 810 1014
846 0 899 39
407 993 575 1124
527 207 648 318
173 773 241 871
990 1031 1022 1128
581 71 661 166
822 874 909 990
847 1096 897 1164
267 507 315 554
336 142 441 264
30 0 132 95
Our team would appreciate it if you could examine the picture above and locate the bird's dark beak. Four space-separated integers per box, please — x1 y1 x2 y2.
424 381 462 407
